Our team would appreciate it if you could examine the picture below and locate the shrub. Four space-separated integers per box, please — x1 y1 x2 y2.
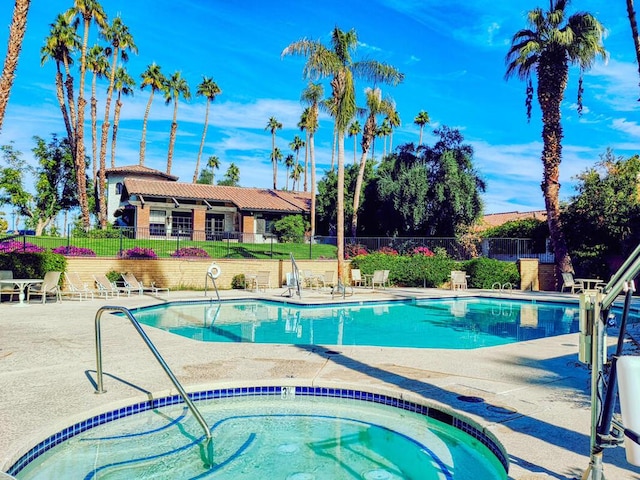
0 240 45 253
345 243 368 259
105 270 121 283
119 247 158 259
463 257 520 289
231 274 246 289
0 251 66 278
171 247 210 258
52 245 96 256
376 246 398 256
272 214 307 243
410 246 434 257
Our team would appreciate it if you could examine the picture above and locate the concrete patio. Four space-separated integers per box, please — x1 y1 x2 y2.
1 286 639 479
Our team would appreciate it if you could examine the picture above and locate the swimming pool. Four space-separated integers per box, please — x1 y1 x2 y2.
10 386 508 479
130 297 582 349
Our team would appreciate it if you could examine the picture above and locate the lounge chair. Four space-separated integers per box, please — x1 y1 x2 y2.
255 271 271 292
63 272 95 300
93 274 130 299
371 270 390 289
561 272 583 293
319 270 336 290
351 269 363 287
27 271 62 304
450 270 468 290
122 272 170 296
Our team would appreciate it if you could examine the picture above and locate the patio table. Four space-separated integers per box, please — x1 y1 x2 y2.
0 279 43 307
575 278 605 291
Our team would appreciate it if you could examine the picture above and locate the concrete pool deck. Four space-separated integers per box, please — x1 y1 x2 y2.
1 287 639 479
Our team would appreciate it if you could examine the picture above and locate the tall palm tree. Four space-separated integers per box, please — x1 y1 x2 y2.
98 15 137 228
291 163 304 191
289 135 305 170
297 109 310 191
41 14 79 156
163 71 191 175
414 110 430 146
67 0 108 229
378 119 392 157
627 0 640 96
284 153 294 190
139 62 165 165
348 120 361 165
207 155 220 185
300 83 323 237
386 108 400 152
352 87 394 237
283 27 403 280
86 44 108 184
265 116 283 189
270 146 283 188
193 76 222 183
223 162 240 186
0 0 30 133
110 66 135 167
505 0 606 278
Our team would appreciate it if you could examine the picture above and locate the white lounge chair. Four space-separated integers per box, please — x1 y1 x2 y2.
93 274 130 299
561 272 583 293
63 272 95 300
450 270 468 290
371 270 390 289
122 272 169 296
27 271 62 304
351 268 363 287
254 271 271 292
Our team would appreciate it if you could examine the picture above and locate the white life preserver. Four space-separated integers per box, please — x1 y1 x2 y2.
208 263 221 279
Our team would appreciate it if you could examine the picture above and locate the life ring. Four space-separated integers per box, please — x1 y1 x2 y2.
208 263 221 279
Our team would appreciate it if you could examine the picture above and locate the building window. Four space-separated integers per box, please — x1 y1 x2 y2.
205 214 225 240
149 209 166 236
171 212 192 237
115 182 123 195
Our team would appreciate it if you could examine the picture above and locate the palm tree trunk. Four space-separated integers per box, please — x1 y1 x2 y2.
418 126 423 146
336 130 345 283
91 74 98 185
627 0 640 95
310 132 316 237
351 149 369 237
55 69 74 153
303 131 309 192
193 99 210 183
330 126 337 171
139 90 154 165
167 101 179 174
389 131 394 152
63 58 76 138
353 135 357 165
0 0 30 132
271 132 277 190
538 59 573 283
76 18 92 229
110 97 122 168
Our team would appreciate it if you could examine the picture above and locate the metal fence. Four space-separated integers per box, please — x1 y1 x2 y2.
0 230 554 262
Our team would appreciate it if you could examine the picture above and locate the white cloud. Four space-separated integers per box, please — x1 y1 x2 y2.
611 118 640 139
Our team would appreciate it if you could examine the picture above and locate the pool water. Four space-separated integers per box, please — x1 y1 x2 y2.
14 390 508 480
131 297 581 349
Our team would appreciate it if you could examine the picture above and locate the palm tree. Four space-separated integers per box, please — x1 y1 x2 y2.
97 15 137 228
378 119 392 157
386 108 400 152
300 83 323 237
265 116 283 189
297 109 310 191
505 0 606 278
221 162 240 186
283 27 403 280
270 146 283 188
67 0 108 229
41 14 79 156
193 76 222 183
351 87 394 237
0 0 30 133
110 66 135 167
139 62 165 165
289 135 305 170
627 0 640 96
163 71 191 175
291 163 304 191
414 110 430 146
284 153 295 190
348 120 361 165
207 155 220 185
86 44 108 184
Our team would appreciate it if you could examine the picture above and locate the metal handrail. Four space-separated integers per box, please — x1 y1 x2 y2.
94 305 211 442
290 253 302 298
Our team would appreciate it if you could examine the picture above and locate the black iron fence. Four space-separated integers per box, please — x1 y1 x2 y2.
0 229 554 262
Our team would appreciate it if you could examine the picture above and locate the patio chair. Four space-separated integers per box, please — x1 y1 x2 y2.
351 269 363 287
319 270 336 290
255 271 271 292
371 270 390 289
450 271 468 290
122 272 170 296
63 272 95 300
93 274 130 299
0 270 18 302
560 272 583 293
27 271 62 304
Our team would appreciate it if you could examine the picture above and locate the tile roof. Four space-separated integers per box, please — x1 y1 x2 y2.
106 165 178 181
122 178 311 213
479 210 547 229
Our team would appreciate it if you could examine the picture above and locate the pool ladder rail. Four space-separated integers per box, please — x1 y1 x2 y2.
94 306 212 444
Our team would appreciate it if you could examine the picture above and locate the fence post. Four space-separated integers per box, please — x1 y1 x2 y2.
119 229 123 257
270 237 274 258
67 225 71 251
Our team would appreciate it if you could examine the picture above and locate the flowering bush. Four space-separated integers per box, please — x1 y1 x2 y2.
52 245 96 256
376 246 399 256
119 247 158 259
0 240 45 253
410 246 434 257
171 247 210 258
345 243 368 259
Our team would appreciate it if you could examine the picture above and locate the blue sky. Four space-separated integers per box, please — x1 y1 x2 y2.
0 0 638 216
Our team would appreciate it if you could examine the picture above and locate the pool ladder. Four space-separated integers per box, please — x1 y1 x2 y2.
94 306 212 442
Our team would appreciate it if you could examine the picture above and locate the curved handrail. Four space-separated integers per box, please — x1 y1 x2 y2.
94 305 211 441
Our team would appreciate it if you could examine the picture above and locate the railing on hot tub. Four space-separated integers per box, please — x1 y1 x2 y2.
94 306 212 443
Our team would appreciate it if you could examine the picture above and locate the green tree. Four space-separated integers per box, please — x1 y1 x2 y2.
413 110 430 146
0 0 31 132
273 214 307 243
110 66 135 167
0 142 32 220
289 135 305 187
348 120 360 165
297 108 310 191
163 71 191 175
265 116 283 189
283 26 403 281
284 153 294 190
505 0 606 280
86 44 108 184
97 15 137 228
563 150 640 278
193 76 222 183
291 163 304 191
378 119 392 158
139 62 166 165
386 108 401 152
218 162 240 186
205 155 220 185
